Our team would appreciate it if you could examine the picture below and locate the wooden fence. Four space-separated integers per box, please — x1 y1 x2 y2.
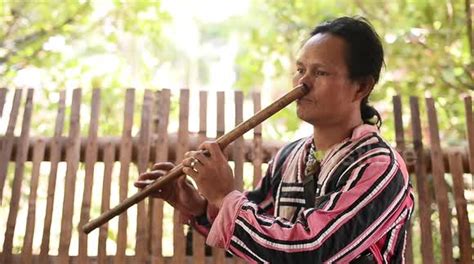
0 87 472 263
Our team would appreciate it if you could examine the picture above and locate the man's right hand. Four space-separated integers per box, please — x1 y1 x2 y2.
134 162 207 217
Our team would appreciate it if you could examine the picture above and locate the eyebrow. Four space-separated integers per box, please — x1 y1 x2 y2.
296 60 327 68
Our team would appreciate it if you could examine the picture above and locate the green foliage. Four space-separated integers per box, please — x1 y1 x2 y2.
214 0 474 144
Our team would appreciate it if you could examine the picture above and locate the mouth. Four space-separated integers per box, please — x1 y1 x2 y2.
297 98 312 104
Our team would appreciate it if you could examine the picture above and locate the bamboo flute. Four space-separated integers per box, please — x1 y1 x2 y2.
83 84 308 234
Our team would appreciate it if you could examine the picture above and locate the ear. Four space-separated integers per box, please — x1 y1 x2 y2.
353 76 375 102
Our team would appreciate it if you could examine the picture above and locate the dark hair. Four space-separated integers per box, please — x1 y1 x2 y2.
310 16 383 128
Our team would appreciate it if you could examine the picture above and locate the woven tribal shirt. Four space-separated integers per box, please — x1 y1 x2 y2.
193 124 414 263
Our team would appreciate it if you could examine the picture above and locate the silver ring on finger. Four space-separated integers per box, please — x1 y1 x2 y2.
189 158 198 172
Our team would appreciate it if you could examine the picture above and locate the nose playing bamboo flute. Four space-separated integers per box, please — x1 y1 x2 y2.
82 84 309 234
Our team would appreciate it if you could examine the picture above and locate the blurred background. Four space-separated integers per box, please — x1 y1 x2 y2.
0 0 473 262
1 0 473 142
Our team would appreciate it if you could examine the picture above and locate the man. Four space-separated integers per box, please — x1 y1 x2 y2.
136 16 414 263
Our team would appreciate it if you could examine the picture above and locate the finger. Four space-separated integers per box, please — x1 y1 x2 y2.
193 151 209 166
182 157 195 168
182 166 199 179
202 141 226 162
138 170 167 181
152 162 175 171
134 179 154 188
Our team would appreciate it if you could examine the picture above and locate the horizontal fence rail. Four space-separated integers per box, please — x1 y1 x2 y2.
0 88 472 263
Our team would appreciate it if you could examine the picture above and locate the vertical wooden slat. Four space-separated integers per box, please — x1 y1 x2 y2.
233 91 244 191
252 92 262 188
78 88 101 263
135 90 153 262
213 91 226 264
150 89 171 264
20 138 46 264
39 90 66 263
172 89 189 264
58 88 82 264
192 90 207 264
393 95 406 151
392 95 413 264
115 89 135 264
233 91 245 264
448 152 473 264
425 97 453 264
2 89 34 264
0 89 22 202
98 141 115 264
463 96 474 187
0 87 7 117
409 97 434 264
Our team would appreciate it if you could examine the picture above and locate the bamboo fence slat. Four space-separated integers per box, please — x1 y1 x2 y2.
409 97 434 264
392 95 413 264
115 89 135 264
150 89 171 264
98 141 115 264
2 89 34 264
0 87 6 117
213 91 227 264
252 92 262 188
464 96 474 187
78 88 101 263
58 88 82 264
233 91 244 192
425 97 454 264
0 89 22 202
172 89 189 264
192 90 207 264
136 89 153 262
448 151 473 264
39 90 66 263
20 138 46 264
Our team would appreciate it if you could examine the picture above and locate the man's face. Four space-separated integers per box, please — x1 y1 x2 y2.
293 33 361 127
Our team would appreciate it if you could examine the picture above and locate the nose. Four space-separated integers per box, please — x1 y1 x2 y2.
294 73 310 90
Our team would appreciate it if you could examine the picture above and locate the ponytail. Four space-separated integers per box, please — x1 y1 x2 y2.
360 97 382 129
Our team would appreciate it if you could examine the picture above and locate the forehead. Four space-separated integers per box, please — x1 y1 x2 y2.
297 33 348 68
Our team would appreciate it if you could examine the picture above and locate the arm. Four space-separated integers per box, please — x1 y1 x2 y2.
206 157 414 263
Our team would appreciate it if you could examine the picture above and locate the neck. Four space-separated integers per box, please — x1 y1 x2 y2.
313 118 363 152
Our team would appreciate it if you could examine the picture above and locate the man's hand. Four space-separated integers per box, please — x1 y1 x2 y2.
182 141 235 208
135 162 207 216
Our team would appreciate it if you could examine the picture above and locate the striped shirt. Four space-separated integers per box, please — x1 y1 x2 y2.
193 124 414 263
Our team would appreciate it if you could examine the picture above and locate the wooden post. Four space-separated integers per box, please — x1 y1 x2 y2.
0 87 6 117
252 92 262 188
172 89 189 264
447 151 473 264
213 91 227 264
392 95 413 264
2 89 34 263
409 97 434 263
115 89 135 264
98 141 115 264
233 91 245 264
0 89 22 202
20 138 46 264
463 96 474 187
135 90 153 262
425 97 453 264
78 88 101 263
58 88 82 264
39 90 66 264
192 90 207 264
150 89 171 264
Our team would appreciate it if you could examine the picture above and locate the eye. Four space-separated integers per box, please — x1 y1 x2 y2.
315 70 329 76
295 67 305 75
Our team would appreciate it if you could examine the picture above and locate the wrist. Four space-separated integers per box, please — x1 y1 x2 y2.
191 196 207 216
